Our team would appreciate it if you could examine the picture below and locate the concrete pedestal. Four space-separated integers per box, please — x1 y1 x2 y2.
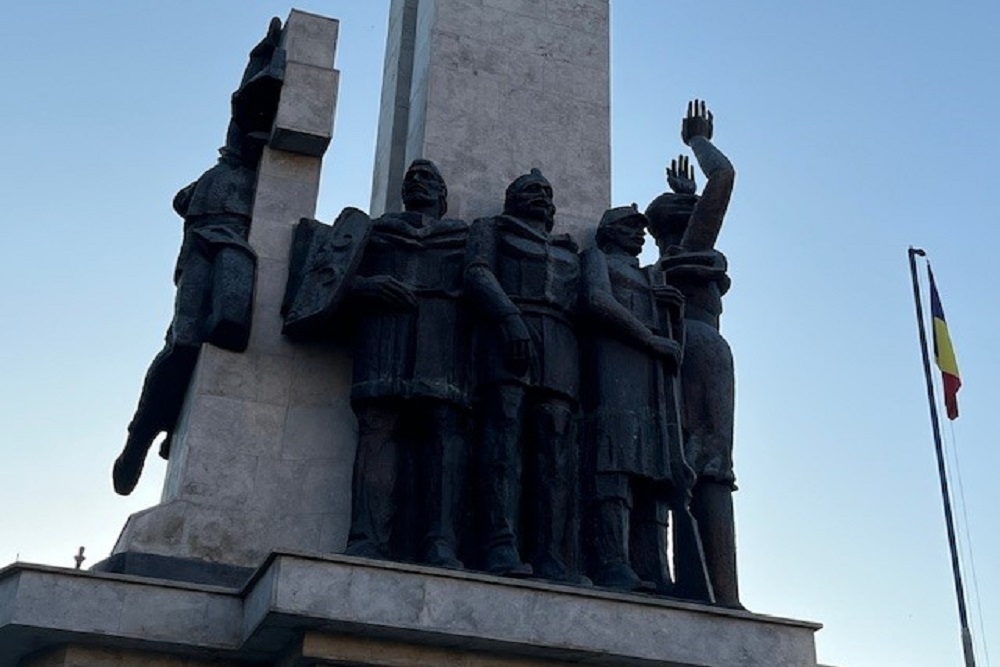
2 554 821 667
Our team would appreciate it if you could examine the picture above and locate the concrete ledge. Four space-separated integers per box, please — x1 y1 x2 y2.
0 554 820 667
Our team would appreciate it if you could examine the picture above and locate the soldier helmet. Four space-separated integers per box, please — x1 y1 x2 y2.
596 204 647 249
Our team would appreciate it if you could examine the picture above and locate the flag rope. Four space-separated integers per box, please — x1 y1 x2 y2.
945 419 992 667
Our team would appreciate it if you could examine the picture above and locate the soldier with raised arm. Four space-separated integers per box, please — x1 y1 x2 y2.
646 100 741 607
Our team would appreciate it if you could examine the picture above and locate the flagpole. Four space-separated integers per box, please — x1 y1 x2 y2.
908 246 977 667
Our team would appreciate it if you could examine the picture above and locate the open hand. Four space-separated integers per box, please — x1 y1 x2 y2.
666 154 696 195
681 99 714 145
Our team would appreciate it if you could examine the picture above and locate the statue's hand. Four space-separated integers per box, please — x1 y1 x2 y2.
666 155 697 195
652 283 685 309
681 99 714 145
352 275 417 309
500 313 533 376
650 335 682 369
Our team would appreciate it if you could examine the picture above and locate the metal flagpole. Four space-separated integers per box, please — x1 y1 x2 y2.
908 247 977 667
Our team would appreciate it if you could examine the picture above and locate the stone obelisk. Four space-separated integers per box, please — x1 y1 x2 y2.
371 0 611 240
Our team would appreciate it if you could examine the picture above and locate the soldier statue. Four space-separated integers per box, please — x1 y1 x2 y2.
113 19 285 496
283 159 471 568
344 159 471 568
465 169 584 582
579 205 713 601
645 100 741 607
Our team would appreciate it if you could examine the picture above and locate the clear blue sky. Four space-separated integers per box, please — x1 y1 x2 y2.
1 3 997 666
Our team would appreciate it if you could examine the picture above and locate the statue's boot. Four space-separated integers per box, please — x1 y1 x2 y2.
423 539 463 570
113 426 156 496
632 498 673 595
592 499 654 592
483 542 532 577
114 342 199 495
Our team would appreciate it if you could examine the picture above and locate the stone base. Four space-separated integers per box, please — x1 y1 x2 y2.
1 553 820 667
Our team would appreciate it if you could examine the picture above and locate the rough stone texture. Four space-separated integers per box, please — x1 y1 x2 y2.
0 557 820 667
110 10 352 571
370 0 611 243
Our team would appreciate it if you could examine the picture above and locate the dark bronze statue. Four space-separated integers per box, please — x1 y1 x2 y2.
113 19 285 496
285 160 471 568
345 160 471 568
465 169 584 582
580 205 714 600
646 100 740 607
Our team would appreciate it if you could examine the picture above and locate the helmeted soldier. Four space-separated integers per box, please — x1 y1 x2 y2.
343 159 471 569
465 168 583 582
646 100 740 607
579 205 684 592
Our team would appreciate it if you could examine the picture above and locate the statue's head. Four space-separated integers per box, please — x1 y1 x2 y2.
596 204 647 257
401 159 448 218
645 192 698 252
505 168 556 230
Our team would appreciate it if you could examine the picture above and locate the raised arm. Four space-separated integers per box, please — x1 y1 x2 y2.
680 100 735 252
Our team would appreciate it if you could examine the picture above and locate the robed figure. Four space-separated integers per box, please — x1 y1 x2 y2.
580 205 712 601
646 100 740 607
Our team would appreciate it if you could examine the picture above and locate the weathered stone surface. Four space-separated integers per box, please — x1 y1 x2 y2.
0 557 820 667
370 0 610 243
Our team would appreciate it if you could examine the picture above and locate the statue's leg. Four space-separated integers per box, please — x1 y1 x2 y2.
591 474 648 591
630 481 672 593
421 402 468 569
529 395 582 583
691 479 741 607
205 246 255 352
114 248 211 494
346 401 401 559
478 384 531 576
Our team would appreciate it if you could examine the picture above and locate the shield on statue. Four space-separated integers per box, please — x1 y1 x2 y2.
282 206 372 337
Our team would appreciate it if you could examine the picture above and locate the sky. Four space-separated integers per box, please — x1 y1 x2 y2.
1 2 998 666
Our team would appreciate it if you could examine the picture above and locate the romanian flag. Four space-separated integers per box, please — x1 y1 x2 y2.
928 265 961 419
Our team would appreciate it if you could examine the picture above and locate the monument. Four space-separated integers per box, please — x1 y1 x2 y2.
0 4 824 667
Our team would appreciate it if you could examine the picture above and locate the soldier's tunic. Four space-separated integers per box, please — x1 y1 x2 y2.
466 214 580 400
351 211 470 408
579 248 673 484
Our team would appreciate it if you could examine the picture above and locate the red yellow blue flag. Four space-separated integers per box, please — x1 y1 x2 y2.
927 265 961 419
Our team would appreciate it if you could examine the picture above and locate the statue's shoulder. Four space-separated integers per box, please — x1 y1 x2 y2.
435 217 470 234
551 232 578 253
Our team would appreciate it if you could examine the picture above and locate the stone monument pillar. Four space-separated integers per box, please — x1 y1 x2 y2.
105 10 353 582
370 0 611 240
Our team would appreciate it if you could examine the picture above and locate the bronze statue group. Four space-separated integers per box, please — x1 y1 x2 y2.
114 37 740 606
286 100 739 607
